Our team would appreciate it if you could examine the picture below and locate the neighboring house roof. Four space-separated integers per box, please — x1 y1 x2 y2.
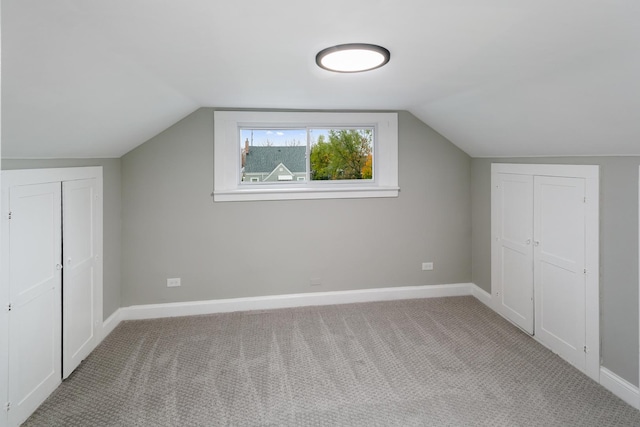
244 146 306 173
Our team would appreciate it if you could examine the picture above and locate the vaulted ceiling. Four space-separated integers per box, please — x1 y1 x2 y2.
3 0 640 158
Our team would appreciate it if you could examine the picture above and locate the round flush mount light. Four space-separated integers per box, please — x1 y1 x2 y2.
316 43 390 73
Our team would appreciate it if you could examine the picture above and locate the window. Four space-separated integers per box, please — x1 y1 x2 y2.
240 127 373 184
214 111 398 201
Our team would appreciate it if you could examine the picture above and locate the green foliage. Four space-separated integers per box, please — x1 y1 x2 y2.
310 129 373 180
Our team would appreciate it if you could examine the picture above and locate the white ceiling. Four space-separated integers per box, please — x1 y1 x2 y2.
3 0 640 158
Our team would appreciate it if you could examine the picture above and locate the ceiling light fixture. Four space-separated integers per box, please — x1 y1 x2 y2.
316 43 390 73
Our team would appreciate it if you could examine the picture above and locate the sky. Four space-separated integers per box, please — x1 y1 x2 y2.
239 128 330 148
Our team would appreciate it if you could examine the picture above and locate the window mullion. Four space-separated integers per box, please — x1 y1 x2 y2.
306 127 311 182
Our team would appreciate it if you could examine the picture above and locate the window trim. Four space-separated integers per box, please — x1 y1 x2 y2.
214 111 398 201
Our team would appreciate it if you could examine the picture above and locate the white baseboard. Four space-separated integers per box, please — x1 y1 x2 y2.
102 308 123 339
470 283 493 308
600 367 640 409
101 283 482 341
119 283 475 321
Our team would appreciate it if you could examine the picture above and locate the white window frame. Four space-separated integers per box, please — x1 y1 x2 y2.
214 111 399 201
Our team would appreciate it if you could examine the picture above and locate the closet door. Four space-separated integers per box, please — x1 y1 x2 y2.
492 173 534 333
62 178 100 378
534 176 586 370
7 183 62 426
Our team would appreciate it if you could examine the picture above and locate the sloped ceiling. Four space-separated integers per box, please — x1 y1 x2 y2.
3 0 640 158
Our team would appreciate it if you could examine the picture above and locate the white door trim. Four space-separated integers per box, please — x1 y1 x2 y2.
1 167 103 426
491 163 600 381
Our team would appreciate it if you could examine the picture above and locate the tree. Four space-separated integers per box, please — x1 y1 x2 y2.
309 134 332 180
361 154 373 179
310 129 372 180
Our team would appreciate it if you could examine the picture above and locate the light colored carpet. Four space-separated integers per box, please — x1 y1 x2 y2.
24 296 640 426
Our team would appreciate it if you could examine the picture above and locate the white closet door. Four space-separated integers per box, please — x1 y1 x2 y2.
62 179 99 378
8 183 62 426
493 173 534 333
534 176 586 370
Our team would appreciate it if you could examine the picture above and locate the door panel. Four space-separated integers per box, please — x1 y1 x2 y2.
534 176 586 370
501 246 532 324
538 262 581 347
62 179 98 378
11 293 57 400
494 173 534 333
8 183 62 426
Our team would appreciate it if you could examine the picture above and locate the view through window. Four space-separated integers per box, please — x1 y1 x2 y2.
240 128 373 183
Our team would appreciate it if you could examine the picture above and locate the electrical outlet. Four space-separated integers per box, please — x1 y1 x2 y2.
167 278 181 287
422 262 434 271
310 277 322 286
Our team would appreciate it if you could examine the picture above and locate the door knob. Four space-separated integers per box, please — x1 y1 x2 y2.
55 264 62 270
526 239 531 245
534 241 540 246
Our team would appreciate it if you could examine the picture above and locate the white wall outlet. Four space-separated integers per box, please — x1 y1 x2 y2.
310 277 322 286
422 262 434 271
167 278 181 287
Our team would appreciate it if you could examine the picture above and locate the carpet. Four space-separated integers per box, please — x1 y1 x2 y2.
23 296 640 426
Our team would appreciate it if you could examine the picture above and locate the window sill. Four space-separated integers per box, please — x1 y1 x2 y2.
213 185 400 202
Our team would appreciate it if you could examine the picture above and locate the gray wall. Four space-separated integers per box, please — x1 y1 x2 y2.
6 111 637 389
120 108 471 305
1 158 122 320
471 157 640 386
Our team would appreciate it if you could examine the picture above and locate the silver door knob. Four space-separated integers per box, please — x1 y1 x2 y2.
534 241 540 246
526 239 531 245
55 264 62 270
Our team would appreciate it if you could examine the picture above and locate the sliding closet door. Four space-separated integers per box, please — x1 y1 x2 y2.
1 167 104 426
534 176 586 370
62 178 100 378
492 173 534 334
491 163 599 380
7 183 62 426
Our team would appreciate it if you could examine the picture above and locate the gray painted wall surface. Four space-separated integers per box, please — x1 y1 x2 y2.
121 108 471 305
5 113 637 390
471 157 640 386
1 158 122 320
